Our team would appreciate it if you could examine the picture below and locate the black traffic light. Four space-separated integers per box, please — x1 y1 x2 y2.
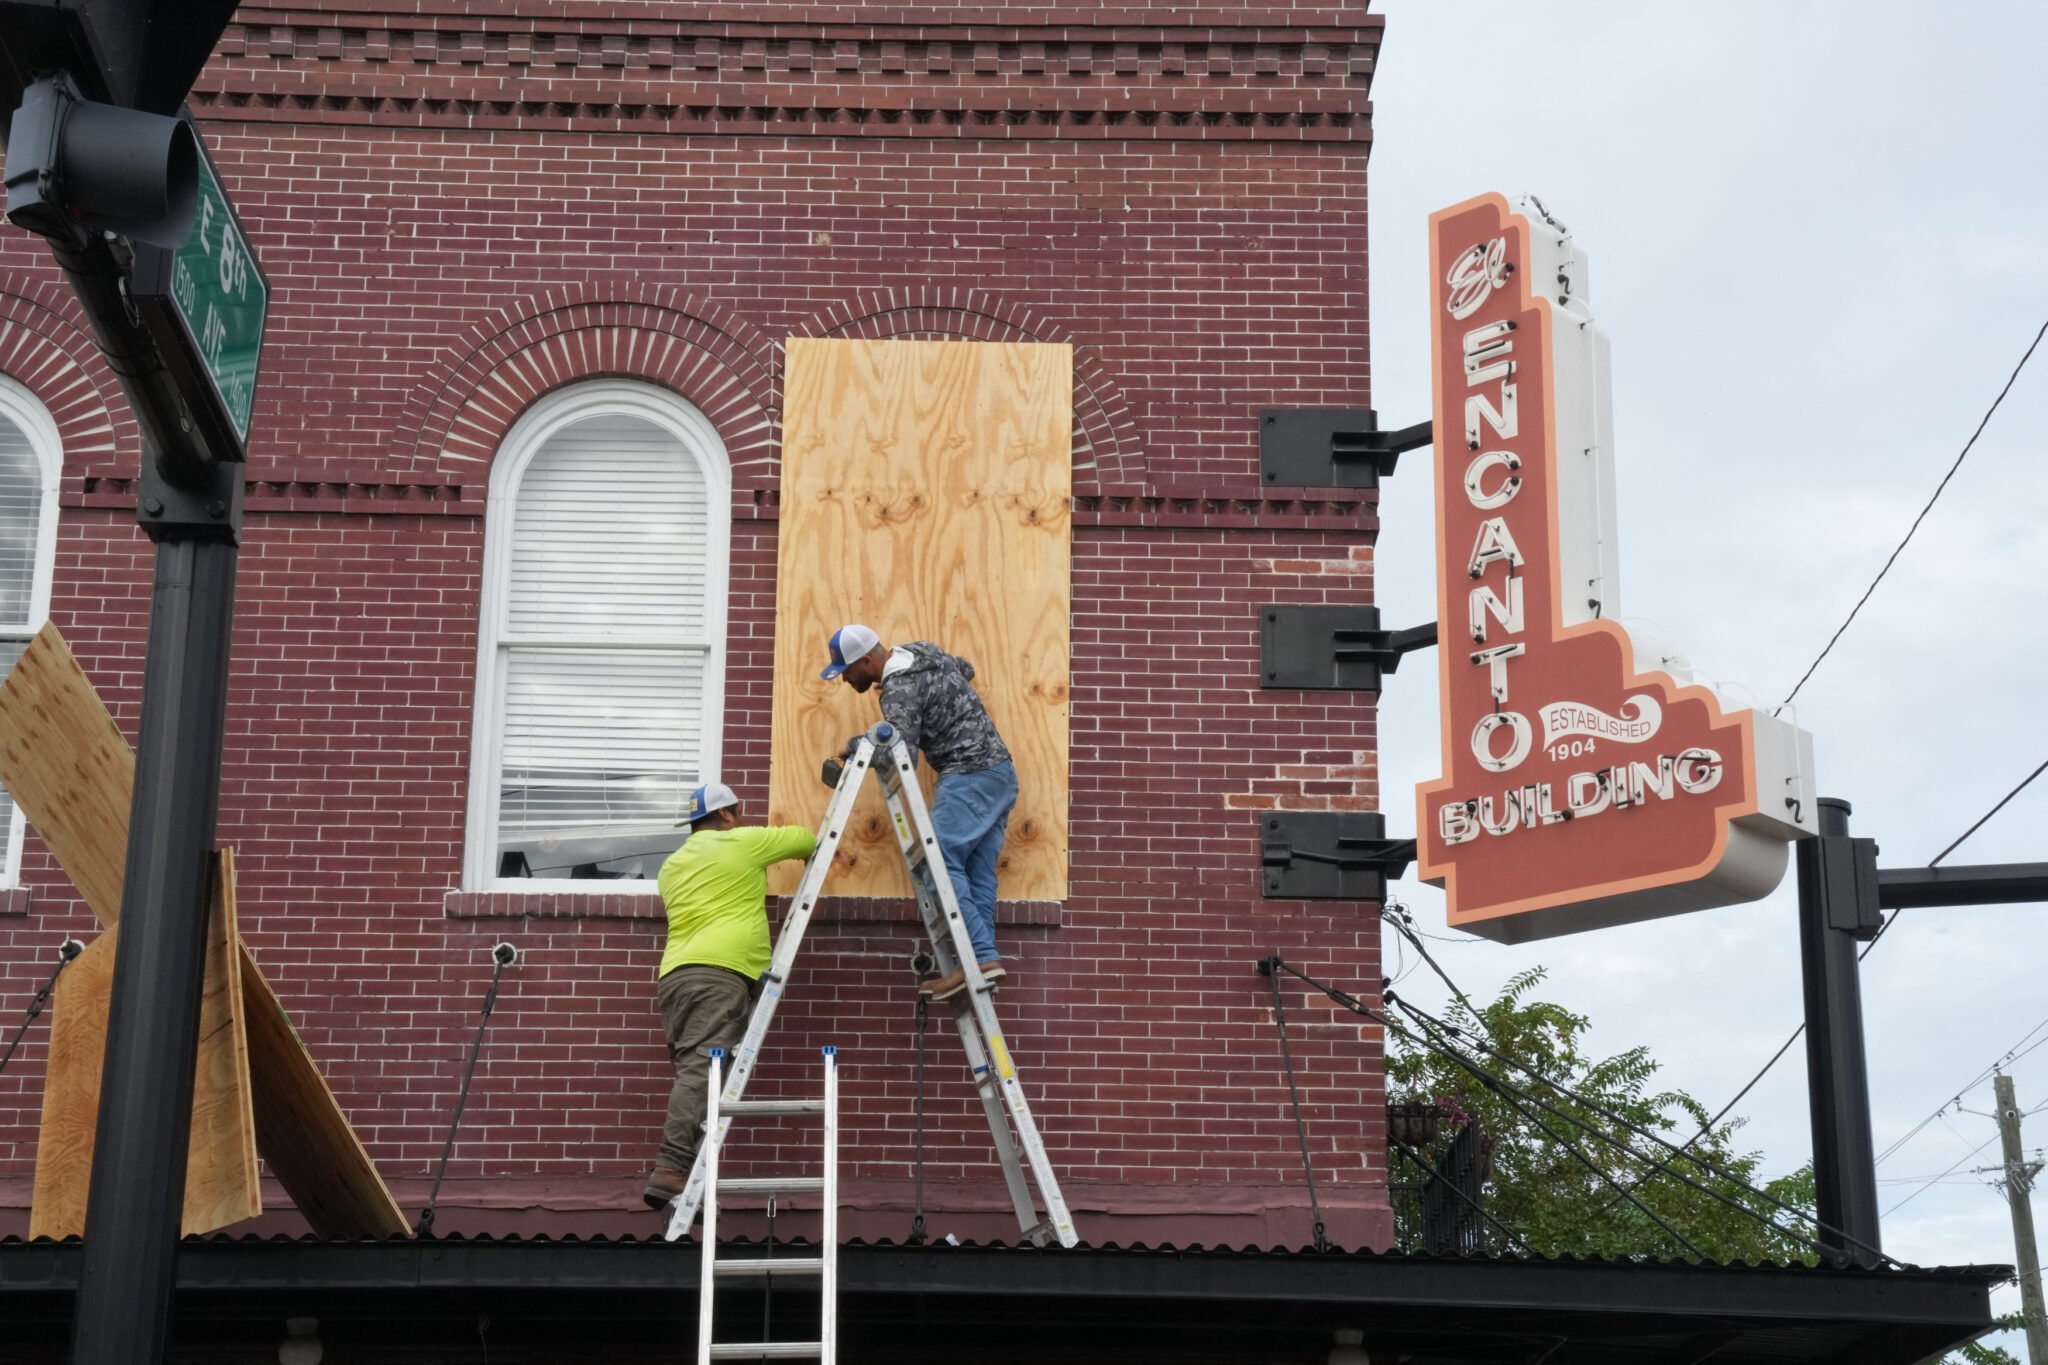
0 0 244 116
3 70 194 247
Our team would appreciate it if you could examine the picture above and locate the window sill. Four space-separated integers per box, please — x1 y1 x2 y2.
0 886 28 917
444 890 1062 928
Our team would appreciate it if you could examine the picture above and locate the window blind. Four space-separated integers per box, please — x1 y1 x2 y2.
0 414 45 867
495 412 714 849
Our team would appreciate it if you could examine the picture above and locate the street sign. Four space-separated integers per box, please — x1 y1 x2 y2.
130 123 267 458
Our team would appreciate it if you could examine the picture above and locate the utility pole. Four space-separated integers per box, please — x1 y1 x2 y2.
1 4 256 1360
1993 1074 2048 1365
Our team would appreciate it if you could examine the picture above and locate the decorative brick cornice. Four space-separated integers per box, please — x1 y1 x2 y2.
192 15 1377 141
794 287 1146 493
66 475 482 517
0 275 133 472
1073 491 1376 532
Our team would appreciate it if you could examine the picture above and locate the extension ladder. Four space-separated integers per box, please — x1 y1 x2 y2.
665 725 1076 1248
696 1046 838 1363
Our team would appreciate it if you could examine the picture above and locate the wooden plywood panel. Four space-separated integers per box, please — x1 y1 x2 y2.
241 941 411 1238
3 626 409 1239
0 622 134 928
30 852 261 1238
772 338 1071 900
187 849 260 1232
27 931 110 1239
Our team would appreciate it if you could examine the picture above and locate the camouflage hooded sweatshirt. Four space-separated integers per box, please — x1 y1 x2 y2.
877 641 1012 777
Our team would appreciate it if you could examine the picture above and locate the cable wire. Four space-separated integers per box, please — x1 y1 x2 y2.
1928 755 2048 868
1877 1010 2048 1166
1881 1131 2001 1219
1261 958 1330 1252
1778 316 2048 712
1664 751 2048 1172
1388 991 1902 1268
419 945 517 1237
1268 956 1710 1261
0 939 85 1077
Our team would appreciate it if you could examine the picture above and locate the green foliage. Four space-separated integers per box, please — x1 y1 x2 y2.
1942 1310 2031 1365
1386 967 1820 1264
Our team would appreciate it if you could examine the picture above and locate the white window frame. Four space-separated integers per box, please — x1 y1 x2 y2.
463 380 731 891
0 375 62 887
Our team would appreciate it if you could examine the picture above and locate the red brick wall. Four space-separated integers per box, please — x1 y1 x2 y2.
0 1 1390 1249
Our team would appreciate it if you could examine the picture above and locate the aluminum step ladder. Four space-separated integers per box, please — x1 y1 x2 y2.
696 1046 838 1364
665 724 1076 1248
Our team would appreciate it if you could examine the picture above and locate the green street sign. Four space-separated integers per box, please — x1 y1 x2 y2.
131 123 268 461
166 146 266 442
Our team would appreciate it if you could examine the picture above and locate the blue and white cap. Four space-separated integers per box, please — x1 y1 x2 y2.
820 623 881 680
683 782 740 825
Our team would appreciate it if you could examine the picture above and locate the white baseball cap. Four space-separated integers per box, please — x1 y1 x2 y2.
682 782 740 825
821 623 881 680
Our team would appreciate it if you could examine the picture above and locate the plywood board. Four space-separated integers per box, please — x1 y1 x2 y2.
2 626 410 1239
241 939 411 1238
772 338 1071 900
30 852 261 1238
0 622 134 928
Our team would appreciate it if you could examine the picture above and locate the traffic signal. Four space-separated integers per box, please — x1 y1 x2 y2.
3 70 195 247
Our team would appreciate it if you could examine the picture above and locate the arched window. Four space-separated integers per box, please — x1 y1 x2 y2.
0 377 61 886
465 381 731 889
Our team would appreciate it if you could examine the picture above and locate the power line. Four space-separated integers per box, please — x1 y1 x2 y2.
1388 990 1903 1268
1670 754 2048 1171
1274 954 1846 1264
1881 1131 2001 1219
1877 1011 2048 1166
1777 315 2048 713
1929 755 2048 867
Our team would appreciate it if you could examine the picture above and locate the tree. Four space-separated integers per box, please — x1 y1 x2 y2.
1385 967 1818 1263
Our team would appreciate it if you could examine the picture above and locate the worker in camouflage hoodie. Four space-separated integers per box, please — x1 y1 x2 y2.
822 623 1015 1000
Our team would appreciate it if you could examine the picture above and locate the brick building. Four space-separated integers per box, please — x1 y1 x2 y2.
0 1 1389 1251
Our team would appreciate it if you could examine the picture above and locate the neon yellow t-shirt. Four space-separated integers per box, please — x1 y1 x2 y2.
656 824 817 980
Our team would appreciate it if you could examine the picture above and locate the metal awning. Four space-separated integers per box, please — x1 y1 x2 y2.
0 1235 2003 1363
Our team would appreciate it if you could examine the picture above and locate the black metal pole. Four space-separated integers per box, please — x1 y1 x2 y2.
1797 796 1884 1268
70 528 238 1364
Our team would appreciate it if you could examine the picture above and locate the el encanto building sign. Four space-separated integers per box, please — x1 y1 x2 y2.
1416 193 1816 942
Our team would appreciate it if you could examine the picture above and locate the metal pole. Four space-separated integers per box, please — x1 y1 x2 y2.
1993 1074 2048 1365
1796 796 1883 1267
69 531 238 1364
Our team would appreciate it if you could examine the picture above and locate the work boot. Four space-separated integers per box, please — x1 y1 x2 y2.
920 961 1006 1000
920 967 968 1000
642 1164 687 1210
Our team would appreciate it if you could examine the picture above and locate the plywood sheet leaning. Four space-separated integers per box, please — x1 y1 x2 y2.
0 623 410 1239
772 338 1072 901
30 851 260 1238
0 623 133 926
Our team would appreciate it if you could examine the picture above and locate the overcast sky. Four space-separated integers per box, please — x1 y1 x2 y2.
1365 0 2048 1336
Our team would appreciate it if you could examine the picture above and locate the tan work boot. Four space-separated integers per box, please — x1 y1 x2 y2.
920 961 1007 1000
642 1164 687 1210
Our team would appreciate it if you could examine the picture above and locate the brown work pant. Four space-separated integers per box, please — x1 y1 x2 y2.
655 965 762 1173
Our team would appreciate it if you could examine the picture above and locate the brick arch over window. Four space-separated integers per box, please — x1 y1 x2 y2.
794 289 1148 495
0 275 131 473
398 284 779 487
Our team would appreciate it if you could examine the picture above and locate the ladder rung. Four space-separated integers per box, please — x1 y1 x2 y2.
713 1256 825 1276
708 1343 823 1359
722 1099 826 1116
718 1175 825 1195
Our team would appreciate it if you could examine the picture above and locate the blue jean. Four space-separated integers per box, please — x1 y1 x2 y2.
920 761 1017 964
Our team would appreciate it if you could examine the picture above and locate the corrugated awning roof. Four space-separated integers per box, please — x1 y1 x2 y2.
0 1233 2006 1364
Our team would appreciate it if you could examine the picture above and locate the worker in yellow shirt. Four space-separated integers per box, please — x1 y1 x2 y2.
642 781 817 1211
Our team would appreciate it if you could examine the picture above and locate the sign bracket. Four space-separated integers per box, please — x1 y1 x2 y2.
1259 408 1434 489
